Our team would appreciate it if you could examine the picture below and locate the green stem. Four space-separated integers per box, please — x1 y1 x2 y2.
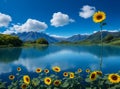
100 23 103 71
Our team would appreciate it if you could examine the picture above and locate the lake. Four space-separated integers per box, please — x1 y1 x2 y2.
0 45 120 86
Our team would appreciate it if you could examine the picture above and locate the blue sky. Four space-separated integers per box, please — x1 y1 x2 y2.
0 0 120 37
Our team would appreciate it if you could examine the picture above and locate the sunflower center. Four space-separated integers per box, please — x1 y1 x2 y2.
22 84 27 88
37 69 40 71
70 74 73 77
47 79 50 82
112 75 118 80
26 78 29 82
97 72 102 75
10 76 13 78
55 68 58 70
96 15 103 20
55 81 59 85
91 74 95 78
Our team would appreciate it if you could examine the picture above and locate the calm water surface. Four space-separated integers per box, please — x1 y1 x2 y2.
0 45 120 82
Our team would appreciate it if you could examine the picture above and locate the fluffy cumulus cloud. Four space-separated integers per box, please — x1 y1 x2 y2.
13 19 48 32
3 29 15 34
79 5 96 19
0 12 12 27
3 19 48 34
50 12 74 27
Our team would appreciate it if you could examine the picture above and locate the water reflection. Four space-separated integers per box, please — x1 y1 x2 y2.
0 45 120 74
19 45 120 59
0 48 22 63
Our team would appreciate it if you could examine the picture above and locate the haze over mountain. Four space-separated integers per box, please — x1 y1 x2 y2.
11 32 58 43
11 30 120 43
87 31 120 41
66 34 89 42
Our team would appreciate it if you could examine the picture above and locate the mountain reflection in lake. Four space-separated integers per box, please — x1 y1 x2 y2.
0 45 120 77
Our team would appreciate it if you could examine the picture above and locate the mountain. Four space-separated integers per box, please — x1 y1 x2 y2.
51 36 67 42
11 31 120 43
11 32 58 43
11 32 89 43
66 34 89 42
86 31 120 41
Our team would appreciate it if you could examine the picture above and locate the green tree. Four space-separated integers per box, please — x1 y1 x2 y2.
104 35 114 42
36 38 49 45
0 34 23 47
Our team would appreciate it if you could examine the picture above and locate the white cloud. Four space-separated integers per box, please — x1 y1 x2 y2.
50 12 74 27
3 29 15 34
50 34 68 38
93 29 120 34
107 30 119 32
0 12 12 27
79 5 96 19
3 19 48 34
13 19 48 32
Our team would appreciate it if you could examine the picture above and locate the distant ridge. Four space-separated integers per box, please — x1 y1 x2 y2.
86 31 120 41
11 32 58 43
66 34 89 42
10 31 120 43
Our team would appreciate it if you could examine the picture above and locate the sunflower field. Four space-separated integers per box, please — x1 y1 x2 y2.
0 66 120 89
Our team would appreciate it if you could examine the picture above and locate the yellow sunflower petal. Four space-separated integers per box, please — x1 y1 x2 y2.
9 75 15 80
63 72 68 77
36 68 42 73
78 68 82 73
23 75 30 85
70 72 74 79
44 69 49 73
108 74 120 83
93 11 106 23
17 67 21 71
52 66 61 72
89 72 97 81
44 77 52 85
53 80 61 86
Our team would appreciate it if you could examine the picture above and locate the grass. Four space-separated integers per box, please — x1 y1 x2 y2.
56 39 120 46
23 43 48 47
0 43 49 48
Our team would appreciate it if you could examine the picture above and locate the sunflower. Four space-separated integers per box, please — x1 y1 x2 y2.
89 72 97 81
95 71 102 76
36 68 42 73
108 74 120 83
17 67 21 72
78 68 82 73
21 83 27 89
52 66 61 72
63 72 68 77
53 80 61 86
70 72 74 79
44 69 49 74
44 77 52 85
93 11 106 23
86 69 90 73
23 75 30 85
9 75 15 80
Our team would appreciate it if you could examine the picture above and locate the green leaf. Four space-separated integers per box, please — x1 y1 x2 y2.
61 82 69 88
85 78 90 83
50 74 56 78
54 87 59 89
86 87 92 89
